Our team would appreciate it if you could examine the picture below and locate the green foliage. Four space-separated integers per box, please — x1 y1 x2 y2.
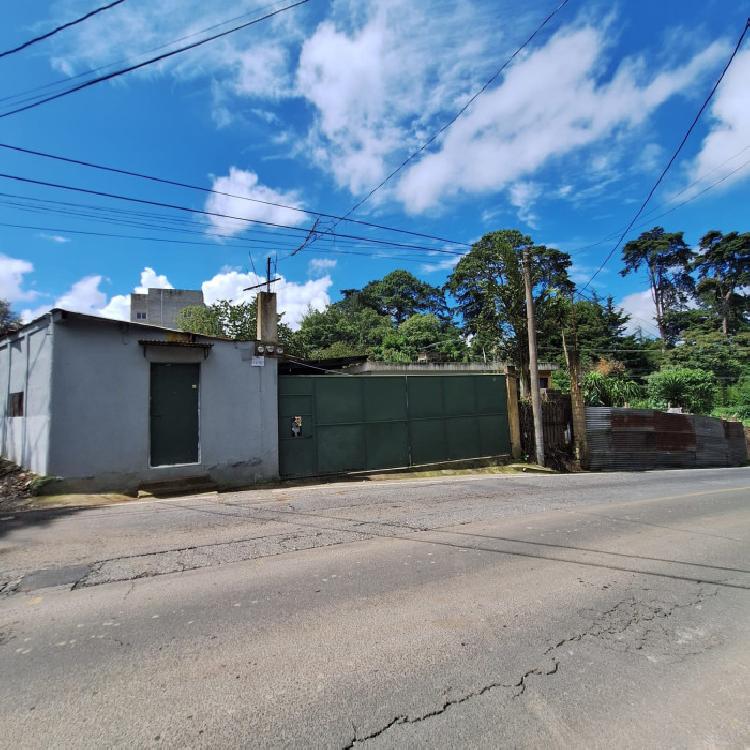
0 298 21 336
581 370 641 407
692 230 750 336
378 313 465 363
175 300 295 349
446 229 573 389
295 302 392 358
665 329 750 384
646 367 716 414
343 270 448 324
621 227 695 341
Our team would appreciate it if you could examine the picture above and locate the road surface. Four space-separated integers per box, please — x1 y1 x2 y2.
1 467 749 748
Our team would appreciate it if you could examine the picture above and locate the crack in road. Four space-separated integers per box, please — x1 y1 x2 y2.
345 586 715 747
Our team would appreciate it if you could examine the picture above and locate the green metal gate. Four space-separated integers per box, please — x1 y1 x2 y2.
278 374 509 478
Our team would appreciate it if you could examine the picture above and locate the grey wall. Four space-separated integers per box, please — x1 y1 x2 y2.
0 317 53 475
48 317 278 491
130 289 204 328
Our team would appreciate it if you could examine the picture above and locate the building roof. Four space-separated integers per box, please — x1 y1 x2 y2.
0 308 240 344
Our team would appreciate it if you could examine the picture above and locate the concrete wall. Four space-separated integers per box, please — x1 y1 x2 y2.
130 289 204 328
48 317 278 491
0 317 53 475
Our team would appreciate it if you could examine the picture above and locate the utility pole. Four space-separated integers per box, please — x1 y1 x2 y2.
522 247 545 467
562 293 588 469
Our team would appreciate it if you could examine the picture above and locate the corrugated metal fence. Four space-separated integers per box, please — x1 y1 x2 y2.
586 407 748 470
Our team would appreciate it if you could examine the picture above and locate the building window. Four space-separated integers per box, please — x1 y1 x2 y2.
136 312 147 320
539 377 549 389
8 392 23 417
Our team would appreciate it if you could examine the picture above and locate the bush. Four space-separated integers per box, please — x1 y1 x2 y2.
581 370 641 407
646 367 715 414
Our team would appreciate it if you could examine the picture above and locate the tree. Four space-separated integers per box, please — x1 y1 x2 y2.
446 229 573 394
692 230 750 336
0 299 21 337
342 270 448 324
176 299 295 348
646 367 715 414
294 302 392 359
545 293 660 378
378 313 465 363
621 227 695 342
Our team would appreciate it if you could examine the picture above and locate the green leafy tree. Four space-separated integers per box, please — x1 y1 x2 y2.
646 367 715 414
378 313 465 363
446 229 573 394
545 293 661 378
692 230 750 336
0 299 21 336
621 227 695 342
295 302 392 358
176 299 295 348
342 270 448 324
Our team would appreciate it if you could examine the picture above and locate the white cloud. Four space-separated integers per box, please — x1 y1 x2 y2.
55 275 108 316
46 0 306 121
420 255 461 274
136 267 173 293
673 48 750 200
619 289 656 335
296 0 510 196
508 181 542 228
308 257 337 275
396 26 728 212
204 167 307 236
202 269 332 329
38 233 71 244
0 254 38 302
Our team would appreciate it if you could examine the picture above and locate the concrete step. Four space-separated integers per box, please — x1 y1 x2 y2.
138 475 218 498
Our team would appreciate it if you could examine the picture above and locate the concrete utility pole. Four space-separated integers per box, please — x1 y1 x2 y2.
521 247 545 467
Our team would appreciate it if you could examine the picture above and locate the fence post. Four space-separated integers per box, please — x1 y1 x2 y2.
505 368 522 459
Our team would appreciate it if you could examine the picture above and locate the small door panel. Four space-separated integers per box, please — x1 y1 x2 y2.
150 363 200 466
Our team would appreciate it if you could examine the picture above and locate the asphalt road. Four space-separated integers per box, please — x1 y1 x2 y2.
1 467 749 748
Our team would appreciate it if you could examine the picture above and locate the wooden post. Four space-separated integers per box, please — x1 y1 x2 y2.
505 368 522 459
562 324 588 469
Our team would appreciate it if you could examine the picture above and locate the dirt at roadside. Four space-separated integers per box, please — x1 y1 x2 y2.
0 459 41 511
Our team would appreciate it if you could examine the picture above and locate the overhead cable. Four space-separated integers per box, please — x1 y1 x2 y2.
0 0 127 60
0 0 310 118
333 0 572 227
0 171 464 254
0 141 469 246
579 17 750 292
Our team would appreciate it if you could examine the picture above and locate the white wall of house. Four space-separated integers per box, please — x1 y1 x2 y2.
0 316 53 475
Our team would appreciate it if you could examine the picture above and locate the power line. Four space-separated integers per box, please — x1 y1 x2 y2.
0 142 469 246
0 3 279 106
568 146 750 256
0 171 466 255
0 0 127 60
580 17 750 292
0 220 443 266
0 0 310 119
333 0 572 227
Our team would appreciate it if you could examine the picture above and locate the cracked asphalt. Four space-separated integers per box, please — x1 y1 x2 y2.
1 467 749 748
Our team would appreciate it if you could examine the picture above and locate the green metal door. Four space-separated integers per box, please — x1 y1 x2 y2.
279 374 509 478
150 363 200 466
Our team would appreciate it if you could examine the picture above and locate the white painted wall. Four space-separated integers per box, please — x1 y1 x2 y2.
0 317 53 475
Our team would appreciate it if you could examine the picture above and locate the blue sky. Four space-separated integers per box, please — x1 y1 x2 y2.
0 0 748 336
